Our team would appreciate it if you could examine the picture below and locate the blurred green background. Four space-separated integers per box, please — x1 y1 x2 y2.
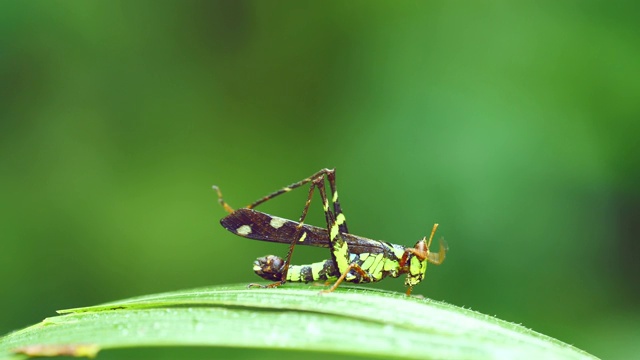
1 1 639 359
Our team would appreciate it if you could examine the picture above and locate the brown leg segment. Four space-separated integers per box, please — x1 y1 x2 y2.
218 169 355 291
241 169 346 289
276 180 318 285
320 263 371 294
212 185 235 214
246 168 335 209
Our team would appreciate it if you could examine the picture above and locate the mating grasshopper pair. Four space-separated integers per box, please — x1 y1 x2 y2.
213 168 447 295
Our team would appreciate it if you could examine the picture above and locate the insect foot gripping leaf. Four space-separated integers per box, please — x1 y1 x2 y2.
214 168 447 295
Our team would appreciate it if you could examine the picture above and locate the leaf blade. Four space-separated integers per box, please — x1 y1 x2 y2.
0 284 598 360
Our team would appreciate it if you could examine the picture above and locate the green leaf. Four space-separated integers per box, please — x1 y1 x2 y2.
0 284 597 359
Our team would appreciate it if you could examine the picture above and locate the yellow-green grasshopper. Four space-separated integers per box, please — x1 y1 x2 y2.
213 168 447 295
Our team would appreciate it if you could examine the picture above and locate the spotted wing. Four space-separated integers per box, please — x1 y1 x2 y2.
220 208 389 255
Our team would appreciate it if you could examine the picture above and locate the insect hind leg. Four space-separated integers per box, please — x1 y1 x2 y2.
325 170 349 234
248 171 331 288
260 171 353 290
212 185 235 213
314 175 352 277
214 169 337 214
229 168 353 291
274 180 319 286
234 168 350 235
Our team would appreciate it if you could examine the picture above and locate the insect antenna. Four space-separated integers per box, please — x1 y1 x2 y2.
426 223 447 265
426 223 439 249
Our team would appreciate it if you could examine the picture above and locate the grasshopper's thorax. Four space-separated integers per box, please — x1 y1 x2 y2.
349 245 403 283
404 238 428 287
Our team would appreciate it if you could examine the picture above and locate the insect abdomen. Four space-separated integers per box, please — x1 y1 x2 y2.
287 260 340 282
253 255 341 283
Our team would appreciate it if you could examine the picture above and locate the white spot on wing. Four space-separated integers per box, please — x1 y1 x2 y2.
236 225 252 235
269 217 286 229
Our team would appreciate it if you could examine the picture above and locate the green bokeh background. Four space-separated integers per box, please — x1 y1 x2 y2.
2 1 639 359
